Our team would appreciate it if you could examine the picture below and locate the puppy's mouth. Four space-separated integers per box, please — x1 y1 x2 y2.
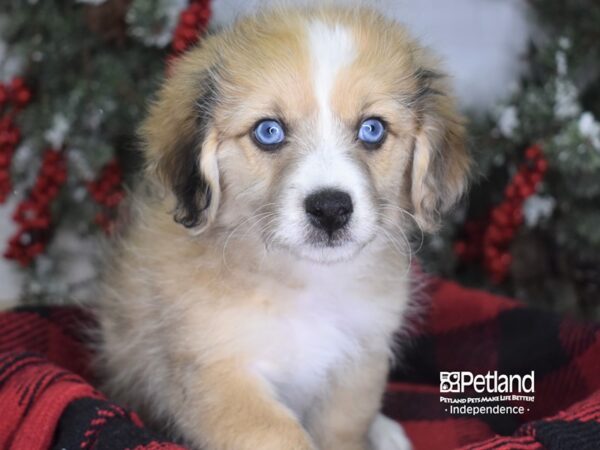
306 226 352 248
265 223 374 265
300 232 373 264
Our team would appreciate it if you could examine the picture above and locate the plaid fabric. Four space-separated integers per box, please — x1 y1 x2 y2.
0 307 185 450
387 278 600 450
0 279 599 449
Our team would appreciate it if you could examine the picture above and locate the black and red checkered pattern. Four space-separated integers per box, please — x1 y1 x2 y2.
386 278 600 449
1 278 600 449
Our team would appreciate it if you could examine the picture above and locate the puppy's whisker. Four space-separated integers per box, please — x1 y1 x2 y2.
262 214 286 251
378 203 425 254
221 208 276 272
379 215 413 249
376 222 413 280
377 219 411 258
376 212 414 263
256 217 281 268
222 214 274 273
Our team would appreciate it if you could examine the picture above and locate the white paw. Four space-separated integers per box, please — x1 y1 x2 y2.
368 414 413 450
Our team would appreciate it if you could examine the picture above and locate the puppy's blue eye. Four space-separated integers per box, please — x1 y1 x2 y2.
358 118 386 147
253 119 285 148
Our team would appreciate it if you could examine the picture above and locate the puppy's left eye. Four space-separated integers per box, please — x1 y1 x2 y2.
357 118 386 148
253 119 285 150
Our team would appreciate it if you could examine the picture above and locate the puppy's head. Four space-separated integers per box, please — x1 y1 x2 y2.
142 7 471 263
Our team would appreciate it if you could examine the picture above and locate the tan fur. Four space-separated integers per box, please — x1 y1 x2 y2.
306 352 390 450
97 7 470 450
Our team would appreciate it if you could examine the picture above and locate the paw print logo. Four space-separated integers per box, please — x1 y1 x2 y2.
440 372 461 393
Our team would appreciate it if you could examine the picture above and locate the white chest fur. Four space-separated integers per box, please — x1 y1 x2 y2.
248 261 408 419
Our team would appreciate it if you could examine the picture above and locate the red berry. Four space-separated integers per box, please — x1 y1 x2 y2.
10 129 20 145
14 88 32 107
181 10 198 26
519 184 535 198
500 228 515 242
187 3 201 14
29 242 45 256
31 217 50 229
54 170 67 185
172 38 187 53
0 132 10 146
512 208 523 226
0 85 8 105
530 172 543 187
525 145 541 161
181 27 198 42
536 159 548 173
484 245 499 259
486 226 503 245
10 77 25 91
491 207 510 227
513 173 526 188
454 241 467 258
505 184 517 199
500 252 512 266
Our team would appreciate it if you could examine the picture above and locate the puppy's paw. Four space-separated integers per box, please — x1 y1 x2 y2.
368 414 412 450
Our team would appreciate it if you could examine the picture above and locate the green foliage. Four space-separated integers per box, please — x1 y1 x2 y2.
423 1 600 315
3 1 166 176
1 0 170 301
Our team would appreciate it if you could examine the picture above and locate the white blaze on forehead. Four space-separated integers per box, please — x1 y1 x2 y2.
307 20 356 128
272 19 376 261
298 20 365 200
301 20 360 193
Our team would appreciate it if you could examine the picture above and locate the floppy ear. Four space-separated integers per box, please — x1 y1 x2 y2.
141 55 221 232
410 69 471 232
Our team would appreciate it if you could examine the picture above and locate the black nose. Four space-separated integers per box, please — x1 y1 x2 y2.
304 189 353 236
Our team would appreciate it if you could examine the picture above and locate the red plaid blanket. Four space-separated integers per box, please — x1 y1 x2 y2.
1 279 600 450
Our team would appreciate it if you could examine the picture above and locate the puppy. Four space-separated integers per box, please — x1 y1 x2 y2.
97 6 470 450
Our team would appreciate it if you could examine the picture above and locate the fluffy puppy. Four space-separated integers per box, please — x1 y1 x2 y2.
97 6 470 450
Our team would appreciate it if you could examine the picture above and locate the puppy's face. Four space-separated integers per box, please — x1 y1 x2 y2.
143 8 470 264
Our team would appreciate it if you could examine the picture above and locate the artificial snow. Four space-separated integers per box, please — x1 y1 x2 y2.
0 199 24 305
127 0 189 48
497 106 519 138
578 112 600 151
44 114 71 149
523 195 556 227
0 37 24 83
554 46 581 120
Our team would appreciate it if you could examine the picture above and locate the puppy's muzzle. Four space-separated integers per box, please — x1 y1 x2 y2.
304 189 353 237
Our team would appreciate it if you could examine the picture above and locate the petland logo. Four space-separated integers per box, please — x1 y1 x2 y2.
440 371 535 394
439 371 536 416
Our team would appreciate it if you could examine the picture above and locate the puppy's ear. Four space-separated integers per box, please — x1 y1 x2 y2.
141 55 221 231
410 68 471 232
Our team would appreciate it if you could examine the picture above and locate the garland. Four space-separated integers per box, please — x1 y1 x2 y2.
2 0 211 267
454 145 549 283
0 78 32 203
4 149 66 266
87 159 124 235
171 0 211 55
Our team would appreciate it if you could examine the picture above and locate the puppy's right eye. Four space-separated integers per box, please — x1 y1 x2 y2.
252 119 285 150
357 117 386 149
